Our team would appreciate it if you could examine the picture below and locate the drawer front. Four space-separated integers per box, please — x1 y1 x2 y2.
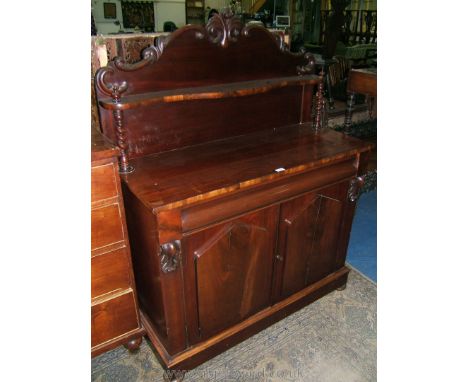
182 158 356 232
91 162 118 203
91 203 125 250
91 247 131 298
91 291 139 347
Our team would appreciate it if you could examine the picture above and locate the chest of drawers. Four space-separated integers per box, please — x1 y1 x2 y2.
91 128 145 357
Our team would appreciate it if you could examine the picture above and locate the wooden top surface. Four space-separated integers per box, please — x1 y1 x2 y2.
122 126 373 211
91 127 118 162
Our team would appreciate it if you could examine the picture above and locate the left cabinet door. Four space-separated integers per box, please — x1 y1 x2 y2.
183 205 279 343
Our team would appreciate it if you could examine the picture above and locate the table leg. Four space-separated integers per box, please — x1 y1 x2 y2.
344 92 355 134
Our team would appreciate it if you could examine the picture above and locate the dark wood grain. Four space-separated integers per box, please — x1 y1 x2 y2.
183 206 278 343
102 11 372 371
94 17 317 163
181 158 356 232
99 75 320 111
122 127 372 212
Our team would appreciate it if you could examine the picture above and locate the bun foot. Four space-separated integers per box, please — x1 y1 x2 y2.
124 336 143 352
336 283 347 291
163 370 186 382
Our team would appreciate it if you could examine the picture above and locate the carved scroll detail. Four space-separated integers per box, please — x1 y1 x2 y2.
159 240 181 273
348 176 365 202
114 35 168 71
206 10 243 47
95 66 128 97
297 52 316 75
95 67 134 173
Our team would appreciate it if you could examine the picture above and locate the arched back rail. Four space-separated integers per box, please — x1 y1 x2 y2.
95 12 322 173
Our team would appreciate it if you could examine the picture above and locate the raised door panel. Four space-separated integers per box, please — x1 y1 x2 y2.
184 206 278 341
275 183 347 300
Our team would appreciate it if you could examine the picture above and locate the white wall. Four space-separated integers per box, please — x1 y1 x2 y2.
205 0 230 12
92 0 187 34
155 0 186 31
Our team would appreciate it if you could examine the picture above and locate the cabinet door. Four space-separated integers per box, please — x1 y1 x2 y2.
273 182 348 300
183 205 278 342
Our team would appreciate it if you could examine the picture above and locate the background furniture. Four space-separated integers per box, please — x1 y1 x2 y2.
344 67 377 133
186 0 205 25
94 12 372 380
91 128 145 357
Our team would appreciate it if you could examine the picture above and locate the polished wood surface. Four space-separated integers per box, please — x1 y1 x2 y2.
98 75 320 110
94 14 317 166
123 126 372 211
91 129 144 357
94 12 373 374
183 206 278 342
275 182 347 300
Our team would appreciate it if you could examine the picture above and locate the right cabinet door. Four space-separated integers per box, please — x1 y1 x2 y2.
273 181 349 301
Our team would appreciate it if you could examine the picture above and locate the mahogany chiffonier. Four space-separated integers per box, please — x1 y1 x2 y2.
91 127 145 357
94 11 372 381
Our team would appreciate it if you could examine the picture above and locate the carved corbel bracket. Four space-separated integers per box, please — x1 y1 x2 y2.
159 240 181 273
348 176 365 202
297 52 316 75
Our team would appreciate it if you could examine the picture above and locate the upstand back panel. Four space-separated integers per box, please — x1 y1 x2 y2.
95 11 372 380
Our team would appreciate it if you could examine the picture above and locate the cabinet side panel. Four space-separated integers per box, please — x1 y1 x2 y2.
122 183 168 341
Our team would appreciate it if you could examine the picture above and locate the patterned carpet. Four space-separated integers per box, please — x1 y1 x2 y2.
92 269 376 382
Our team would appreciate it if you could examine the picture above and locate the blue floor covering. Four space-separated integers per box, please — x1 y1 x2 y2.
346 190 377 282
